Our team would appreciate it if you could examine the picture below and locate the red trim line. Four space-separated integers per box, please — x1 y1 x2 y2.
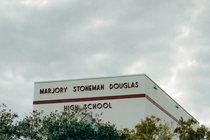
33 94 146 105
33 93 179 123
145 95 179 123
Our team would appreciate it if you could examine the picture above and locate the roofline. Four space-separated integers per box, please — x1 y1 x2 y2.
144 74 199 123
34 73 147 84
34 73 199 123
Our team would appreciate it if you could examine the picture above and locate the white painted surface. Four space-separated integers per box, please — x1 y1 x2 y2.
33 74 198 132
34 74 145 101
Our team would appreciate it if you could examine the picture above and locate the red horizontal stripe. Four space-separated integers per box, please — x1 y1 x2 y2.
33 94 146 105
33 93 179 123
145 95 179 123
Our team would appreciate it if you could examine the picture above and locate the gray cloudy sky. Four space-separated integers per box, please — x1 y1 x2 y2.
1 0 210 127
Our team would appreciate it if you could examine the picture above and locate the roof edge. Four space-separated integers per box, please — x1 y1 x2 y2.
34 73 147 84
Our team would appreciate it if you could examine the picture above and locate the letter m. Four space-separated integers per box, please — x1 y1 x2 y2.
40 89 44 94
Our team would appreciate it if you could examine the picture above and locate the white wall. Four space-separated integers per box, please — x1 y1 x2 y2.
145 75 199 127
33 74 198 131
33 97 146 130
34 75 145 101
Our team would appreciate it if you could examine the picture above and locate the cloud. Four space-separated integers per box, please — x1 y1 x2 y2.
1 0 210 127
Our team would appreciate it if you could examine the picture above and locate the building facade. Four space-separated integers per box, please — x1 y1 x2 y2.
33 74 198 130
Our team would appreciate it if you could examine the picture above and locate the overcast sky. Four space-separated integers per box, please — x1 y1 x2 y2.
1 0 210 127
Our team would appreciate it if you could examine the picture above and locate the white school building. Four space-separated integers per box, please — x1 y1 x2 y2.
33 74 198 130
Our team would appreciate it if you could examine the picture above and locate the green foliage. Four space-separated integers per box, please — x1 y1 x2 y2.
3 103 210 140
123 115 174 140
123 128 136 140
96 122 126 140
1 104 126 140
40 109 96 140
157 121 175 140
174 117 210 140
0 104 19 140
